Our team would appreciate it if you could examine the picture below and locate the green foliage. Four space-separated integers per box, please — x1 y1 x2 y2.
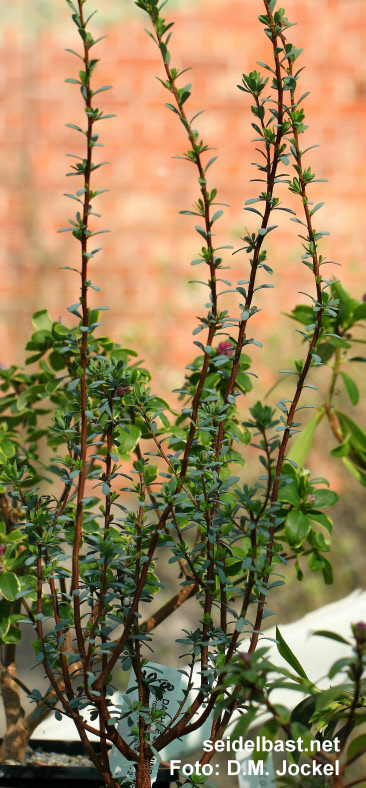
0 0 363 786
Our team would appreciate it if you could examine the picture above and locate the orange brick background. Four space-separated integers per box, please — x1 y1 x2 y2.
1 0 365 413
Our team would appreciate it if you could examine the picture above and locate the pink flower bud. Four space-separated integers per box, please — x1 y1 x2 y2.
115 384 130 397
217 340 234 358
239 651 252 667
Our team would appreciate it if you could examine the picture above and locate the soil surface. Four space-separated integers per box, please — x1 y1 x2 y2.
3 746 92 768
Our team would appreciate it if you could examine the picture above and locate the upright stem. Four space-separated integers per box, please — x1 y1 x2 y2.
151 18 222 480
326 347 341 408
248 3 325 651
72 0 94 662
216 3 285 452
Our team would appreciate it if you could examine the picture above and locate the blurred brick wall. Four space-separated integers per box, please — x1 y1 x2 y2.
1 0 365 401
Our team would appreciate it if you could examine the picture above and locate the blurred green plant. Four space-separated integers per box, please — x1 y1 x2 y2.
284 281 366 487
218 623 366 788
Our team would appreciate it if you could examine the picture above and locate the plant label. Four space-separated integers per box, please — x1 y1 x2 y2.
109 662 185 783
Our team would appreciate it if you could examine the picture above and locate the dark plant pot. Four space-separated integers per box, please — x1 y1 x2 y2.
0 740 177 788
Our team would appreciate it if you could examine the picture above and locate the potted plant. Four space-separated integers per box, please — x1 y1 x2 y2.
0 0 365 786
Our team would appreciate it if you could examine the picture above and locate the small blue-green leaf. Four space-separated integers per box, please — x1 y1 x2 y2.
205 156 218 171
195 225 207 240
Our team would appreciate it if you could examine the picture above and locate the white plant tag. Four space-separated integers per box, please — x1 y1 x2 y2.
236 750 276 788
109 662 184 783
